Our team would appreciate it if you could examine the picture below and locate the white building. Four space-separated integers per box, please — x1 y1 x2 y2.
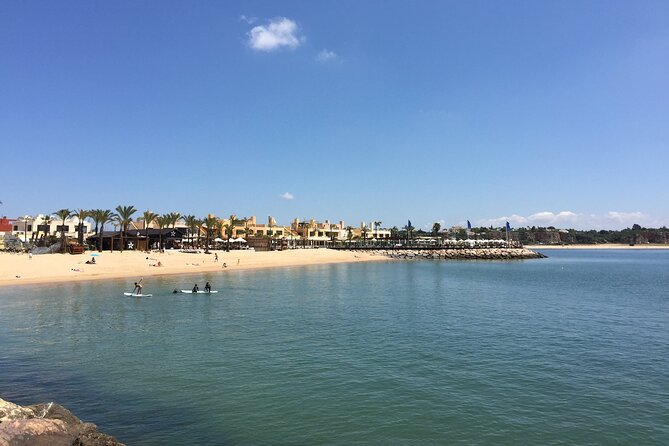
12 214 92 242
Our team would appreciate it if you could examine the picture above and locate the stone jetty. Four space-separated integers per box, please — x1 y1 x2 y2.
363 247 546 260
0 398 123 446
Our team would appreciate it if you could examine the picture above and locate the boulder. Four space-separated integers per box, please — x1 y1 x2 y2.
0 398 123 446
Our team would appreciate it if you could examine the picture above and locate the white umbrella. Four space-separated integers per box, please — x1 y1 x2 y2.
214 237 225 243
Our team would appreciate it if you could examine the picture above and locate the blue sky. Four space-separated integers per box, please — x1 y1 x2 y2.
1 1 668 230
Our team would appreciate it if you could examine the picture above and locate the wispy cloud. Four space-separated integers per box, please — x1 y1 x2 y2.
239 15 258 25
476 210 662 230
247 17 304 52
280 192 295 200
316 49 337 62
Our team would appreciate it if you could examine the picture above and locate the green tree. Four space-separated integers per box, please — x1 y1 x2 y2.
182 215 198 248
53 208 73 253
139 211 158 251
432 222 441 237
390 226 399 239
223 215 240 252
140 211 158 230
90 209 114 252
374 221 382 238
73 209 90 245
404 221 415 242
155 214 172 251
361 224 368 244
203 215 219 253
114 205 137 252
168 212 181 228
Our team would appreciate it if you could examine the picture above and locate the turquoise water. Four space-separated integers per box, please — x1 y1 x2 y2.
1 250 668 445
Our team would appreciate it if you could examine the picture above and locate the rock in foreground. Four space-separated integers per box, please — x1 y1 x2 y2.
0 398 123 446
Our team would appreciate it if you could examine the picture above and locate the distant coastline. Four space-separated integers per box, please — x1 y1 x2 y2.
524 244 669 250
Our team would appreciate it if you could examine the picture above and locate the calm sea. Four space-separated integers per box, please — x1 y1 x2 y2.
1 250 668 445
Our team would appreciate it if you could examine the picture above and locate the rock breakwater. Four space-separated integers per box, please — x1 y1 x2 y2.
365 247 546 260
0 398 123 446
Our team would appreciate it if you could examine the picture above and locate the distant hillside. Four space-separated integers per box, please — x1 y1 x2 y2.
410 225 669 245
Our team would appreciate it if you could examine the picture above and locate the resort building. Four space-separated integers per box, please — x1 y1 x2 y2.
11 214 92 243
217 216 293 239
0 217 14 234
290 219 391 245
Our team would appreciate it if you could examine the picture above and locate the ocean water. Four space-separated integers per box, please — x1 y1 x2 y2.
1 250 668 445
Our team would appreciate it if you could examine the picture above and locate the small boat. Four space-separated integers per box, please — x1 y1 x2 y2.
180 290 219 294
123 292 153 297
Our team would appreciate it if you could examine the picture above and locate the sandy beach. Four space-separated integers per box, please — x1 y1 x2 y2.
0 249 388 287
525 244 669 250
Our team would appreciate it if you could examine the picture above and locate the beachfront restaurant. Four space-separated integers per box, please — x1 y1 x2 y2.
87 228 187 251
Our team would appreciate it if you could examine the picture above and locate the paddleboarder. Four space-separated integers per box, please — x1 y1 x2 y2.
133 279 143 295
192 283 199 293
204 281 211 293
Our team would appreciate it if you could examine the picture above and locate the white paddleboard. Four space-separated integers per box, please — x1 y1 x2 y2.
180 290 219 294
123 292 153 297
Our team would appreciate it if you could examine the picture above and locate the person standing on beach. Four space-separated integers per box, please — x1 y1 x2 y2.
214 253 218 262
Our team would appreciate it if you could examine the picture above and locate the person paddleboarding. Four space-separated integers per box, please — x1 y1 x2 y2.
132 278 143 295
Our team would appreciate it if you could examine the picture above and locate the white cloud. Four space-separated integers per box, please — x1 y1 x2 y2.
280 192 295 200
316 49 337 62
247 17 304 52
476 210 663 230
239 15 258 25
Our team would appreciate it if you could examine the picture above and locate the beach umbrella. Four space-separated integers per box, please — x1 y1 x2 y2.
90 253 100 257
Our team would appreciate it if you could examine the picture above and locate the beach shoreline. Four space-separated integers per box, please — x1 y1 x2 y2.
0 249 390 288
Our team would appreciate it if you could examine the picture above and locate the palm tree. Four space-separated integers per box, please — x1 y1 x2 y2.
72 209 90 245
374 221 382 238
361 224 368 245
203 215 218 253
242 217 254 240
346 226 354 242
193 218 203 249
155 214 172 251
41 214 53 246
268 216 276 237
32 216 42 244
214 219 225 246
223 215 239 252
114 205 137 252
90 209 114 252
168 212 181 228
54 208 73 253
432 222 441 237
138 211 158 251
140 210 158 230
404 221 415 243
182 215 198 248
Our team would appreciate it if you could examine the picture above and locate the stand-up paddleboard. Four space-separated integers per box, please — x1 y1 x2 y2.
123 292 153 297
180 290 218 294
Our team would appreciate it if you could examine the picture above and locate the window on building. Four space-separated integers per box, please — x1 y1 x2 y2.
27 225 32 231
13 225 18 231
56 225 70 232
